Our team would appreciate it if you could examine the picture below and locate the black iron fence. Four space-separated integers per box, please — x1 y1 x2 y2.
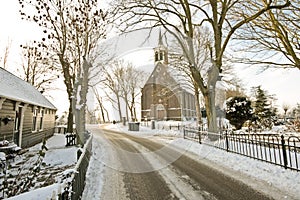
140 121 185 131
183 127 300 171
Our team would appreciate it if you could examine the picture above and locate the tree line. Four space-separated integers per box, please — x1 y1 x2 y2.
1 0 299 137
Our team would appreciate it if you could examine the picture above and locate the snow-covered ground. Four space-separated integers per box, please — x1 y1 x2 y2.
1 133 78 200
82 123 300 200
3 124 299 199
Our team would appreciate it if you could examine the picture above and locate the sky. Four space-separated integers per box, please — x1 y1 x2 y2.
1 1 300 115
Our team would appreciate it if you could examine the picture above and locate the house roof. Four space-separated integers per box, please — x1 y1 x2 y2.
0 68 56 110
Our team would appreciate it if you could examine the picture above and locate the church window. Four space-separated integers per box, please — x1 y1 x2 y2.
155 52 159 61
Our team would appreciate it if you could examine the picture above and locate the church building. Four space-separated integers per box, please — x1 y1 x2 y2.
141 32 197 121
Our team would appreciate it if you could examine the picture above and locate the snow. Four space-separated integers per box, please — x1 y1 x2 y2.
43 147 77 166
84 123 300 199
81 132 105 200
0 68 56 109
2 133 78 200
0 152 5 161
7 184 60 200
4 124 300 199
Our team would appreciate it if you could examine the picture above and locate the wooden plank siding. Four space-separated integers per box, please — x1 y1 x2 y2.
0 99 56 148
0 100 15 141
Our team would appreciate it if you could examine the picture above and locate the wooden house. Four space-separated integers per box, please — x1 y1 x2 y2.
0 68 57 148
141 32 196 121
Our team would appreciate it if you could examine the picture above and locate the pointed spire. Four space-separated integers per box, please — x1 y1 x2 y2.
158 29 163 46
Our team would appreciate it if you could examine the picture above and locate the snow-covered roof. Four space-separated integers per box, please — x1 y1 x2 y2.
144 62 194 95
0 68 56 110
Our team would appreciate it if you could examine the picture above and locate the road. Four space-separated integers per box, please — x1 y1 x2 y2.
91 127 273 200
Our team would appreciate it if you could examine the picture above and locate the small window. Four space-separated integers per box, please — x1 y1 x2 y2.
39 109 44 130
32 108 38 132
155 52 159 62
160 52 163 60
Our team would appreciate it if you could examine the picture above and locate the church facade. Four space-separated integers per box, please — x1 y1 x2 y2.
141 33 196 121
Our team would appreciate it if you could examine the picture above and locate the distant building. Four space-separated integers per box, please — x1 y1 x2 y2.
141 32 196 121
0 68 56 148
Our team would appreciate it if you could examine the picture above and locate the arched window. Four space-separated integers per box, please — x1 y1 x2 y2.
155 52 159 61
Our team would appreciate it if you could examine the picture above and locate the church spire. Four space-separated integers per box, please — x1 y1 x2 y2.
158 29 163 46
154 29 168 65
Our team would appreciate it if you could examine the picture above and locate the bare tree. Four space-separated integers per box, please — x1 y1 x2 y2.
102 61 124 121
19 0 107 143
101 59 147 122
124 64 147 121
234 1 299 69
169 27 212 125
19 42 59 92
0 39 12 69
93 86 110 123
111 0 290 132
282 103 290 122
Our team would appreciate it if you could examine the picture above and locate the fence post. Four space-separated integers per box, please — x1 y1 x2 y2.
281 135 288 169
198 126 201 144
225 130 229 152
183 126 185 139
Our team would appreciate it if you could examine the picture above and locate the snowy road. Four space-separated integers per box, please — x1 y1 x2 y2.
86 127 273 200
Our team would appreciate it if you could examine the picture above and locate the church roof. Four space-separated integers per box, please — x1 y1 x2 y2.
143 29 194 95
144 62 194 95
0 68 56 109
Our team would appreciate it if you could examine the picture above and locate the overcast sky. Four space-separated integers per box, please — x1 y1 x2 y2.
1 1 300 115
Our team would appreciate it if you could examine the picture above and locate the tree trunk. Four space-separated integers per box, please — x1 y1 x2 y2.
194 86 202 126
105 108 110 122
128 94 135 121
204 89 218 139
67 100 74 133
99 102 106 123
124 93 129 121
116 93 122 121
77 60 90 145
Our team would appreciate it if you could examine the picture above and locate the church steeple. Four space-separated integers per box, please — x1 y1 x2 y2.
158 29 163 46
154 30 168 65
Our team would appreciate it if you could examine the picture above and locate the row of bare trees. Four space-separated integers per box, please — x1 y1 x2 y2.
7 0 299 136
19 0 108 145
95 60 146 122
109 0 298 133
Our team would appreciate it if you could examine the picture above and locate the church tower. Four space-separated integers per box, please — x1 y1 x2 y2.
154 30 168 65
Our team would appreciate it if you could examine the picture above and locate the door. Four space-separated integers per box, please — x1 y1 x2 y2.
156 104 166 120
14 107 22 145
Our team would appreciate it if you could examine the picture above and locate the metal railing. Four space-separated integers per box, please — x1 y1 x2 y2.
71 133 92 200
140 121 185 131
53 132 93 200
183 127 300 171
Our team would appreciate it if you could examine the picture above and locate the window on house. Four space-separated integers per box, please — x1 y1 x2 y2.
39 109 44 130
14 107 21 132
32 108 38 132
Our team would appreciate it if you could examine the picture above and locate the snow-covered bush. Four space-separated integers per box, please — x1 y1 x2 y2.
0 139 48 198
226 96 253 130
